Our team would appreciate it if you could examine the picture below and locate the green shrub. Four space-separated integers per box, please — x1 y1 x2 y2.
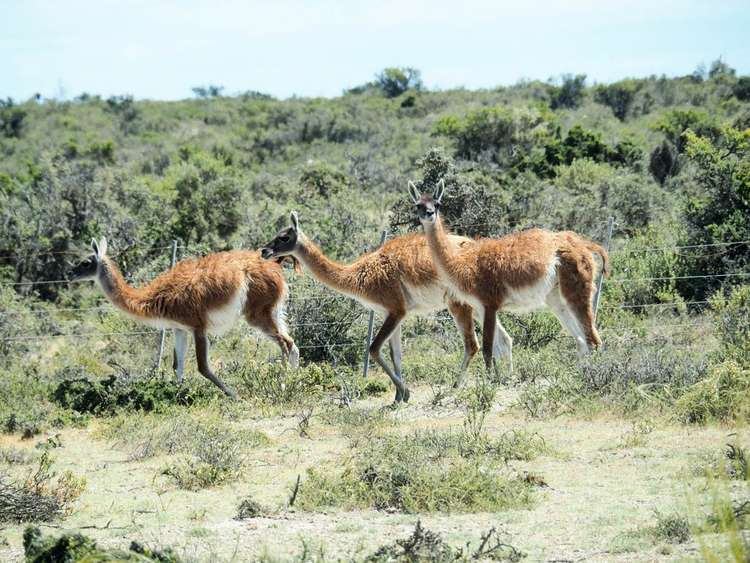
549 74 587 109
160 421 251 490
229 360 345 406
296 426 542 513
0 452 85 524
375 67 423 98
676 361 750 423
23 526 181 562
594 80 642 120
51 368 210 415
711 285 750 364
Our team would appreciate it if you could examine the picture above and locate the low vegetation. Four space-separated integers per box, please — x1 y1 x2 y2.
0 62 749 560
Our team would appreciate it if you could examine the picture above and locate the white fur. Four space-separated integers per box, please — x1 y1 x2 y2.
206 280 248 336
402 282 450 314
502 258 559 313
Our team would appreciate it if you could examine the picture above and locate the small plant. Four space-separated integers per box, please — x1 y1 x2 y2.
365 520 525 562
652 511 691 544
235 496 269 520
296 425 543 513
160 422 249 490
23 526 181 562
0 452 85 523
617 420 654 449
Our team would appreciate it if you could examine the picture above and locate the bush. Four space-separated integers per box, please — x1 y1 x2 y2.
0 98 26 138
296 425 543 513
733 76 750 101
229 360 344 405
160 420 251 490
676 361 750 424
549 74 587 109
23 526 181 562
51 368 210 415
365 520 524 562
594 80 642 120
652 512 691 544
375 67 423 98
678 127 750 299
649 141 679 185
711 285 750 364
0 452 85 524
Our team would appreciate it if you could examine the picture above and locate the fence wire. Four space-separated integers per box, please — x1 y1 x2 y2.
1 236 748 359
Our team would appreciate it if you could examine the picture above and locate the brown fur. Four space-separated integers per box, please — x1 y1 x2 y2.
93 249 297 397
288 231 486 400
422 213 609 367
100 251 288 334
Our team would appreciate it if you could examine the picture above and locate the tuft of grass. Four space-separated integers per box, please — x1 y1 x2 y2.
365 520 525 562
235 496 270 520
23 526 181 562
0 452 85 524
652 511 691 544
296 424 545 513
677 361 750 424
101 409 269 463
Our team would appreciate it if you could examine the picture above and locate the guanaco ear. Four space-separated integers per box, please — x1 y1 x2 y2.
91 238 99 255
434 179 445 204
97 237 108 257
408 181 421 204
290 211 300 232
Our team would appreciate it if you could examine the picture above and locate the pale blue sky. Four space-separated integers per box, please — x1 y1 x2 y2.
2 0 749 101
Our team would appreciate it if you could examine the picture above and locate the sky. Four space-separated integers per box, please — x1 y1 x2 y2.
2 0 749 101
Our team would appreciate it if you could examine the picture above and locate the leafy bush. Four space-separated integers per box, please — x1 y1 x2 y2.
676 361 750 424
51 368 210 415
296 424 543 513
594 79 642 120
549 74 587 109
23 526 181 562
0 98 26 138
711 285 750 364
733 76 750 101
678 127 750 299
375 67 423 98
0 452 85 524
649 140 679 185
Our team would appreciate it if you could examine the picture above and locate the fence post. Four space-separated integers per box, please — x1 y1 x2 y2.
362 230 388 377
593 217 614 321
154 240 179 371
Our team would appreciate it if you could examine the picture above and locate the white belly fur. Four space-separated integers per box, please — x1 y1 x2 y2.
502 258 559 313
206 281 248 336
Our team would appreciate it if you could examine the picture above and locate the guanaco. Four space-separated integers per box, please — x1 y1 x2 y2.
260 212 512 403
70 238 299 397
410 180 609 374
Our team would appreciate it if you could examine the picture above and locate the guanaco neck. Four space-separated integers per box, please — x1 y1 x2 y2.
423 216 464 286
96 257 149 318
292 234 352 294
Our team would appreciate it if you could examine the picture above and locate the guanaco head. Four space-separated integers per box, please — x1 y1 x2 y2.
261 212 303 272
409 179 444 226
69 237 108 281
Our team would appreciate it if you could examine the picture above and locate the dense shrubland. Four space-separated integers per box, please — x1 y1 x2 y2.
0 60 749 438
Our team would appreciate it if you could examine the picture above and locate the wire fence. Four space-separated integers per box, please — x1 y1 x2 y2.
1 229 749 373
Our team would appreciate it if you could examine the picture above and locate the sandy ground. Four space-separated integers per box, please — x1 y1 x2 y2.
1 383 747 562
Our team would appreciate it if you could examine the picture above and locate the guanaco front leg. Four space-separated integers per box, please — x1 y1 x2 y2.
193 330 237 399
369 312 409 404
